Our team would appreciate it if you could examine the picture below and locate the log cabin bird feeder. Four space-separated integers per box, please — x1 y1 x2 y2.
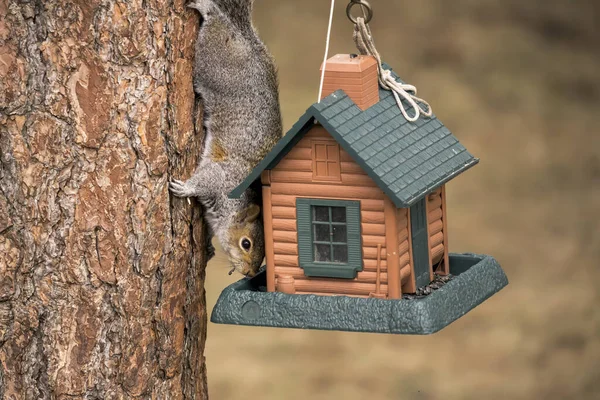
210 54 508 334
211 4 507 333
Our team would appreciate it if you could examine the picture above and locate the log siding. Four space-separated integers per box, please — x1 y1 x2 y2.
267 125 391 297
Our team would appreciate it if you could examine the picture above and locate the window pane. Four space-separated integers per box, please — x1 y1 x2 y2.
313 206 329 222
315 161 328 177
331 207 346 223
315 144 327 160
332 225 347 243
327 161 341 178
314 244 331 262
327 145 339 161
314 224 330 242
333 245 348 263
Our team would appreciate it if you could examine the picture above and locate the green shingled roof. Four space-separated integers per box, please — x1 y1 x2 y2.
230 66 479 208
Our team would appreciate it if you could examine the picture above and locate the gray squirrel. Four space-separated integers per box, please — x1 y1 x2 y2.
170 0 282 277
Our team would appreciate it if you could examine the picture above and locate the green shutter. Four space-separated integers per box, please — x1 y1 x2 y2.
296 199 313 268
345 202 362 269
295 198 363 279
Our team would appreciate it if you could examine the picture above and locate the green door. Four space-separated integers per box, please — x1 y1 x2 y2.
410 198 431 288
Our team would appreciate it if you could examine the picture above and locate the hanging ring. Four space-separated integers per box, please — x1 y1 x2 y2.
346 0 373 24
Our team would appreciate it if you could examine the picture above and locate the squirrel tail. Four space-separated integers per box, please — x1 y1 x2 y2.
189 0 254 32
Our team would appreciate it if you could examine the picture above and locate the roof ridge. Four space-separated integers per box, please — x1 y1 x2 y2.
312 89 352 111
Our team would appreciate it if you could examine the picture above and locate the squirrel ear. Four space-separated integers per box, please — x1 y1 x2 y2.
243 204 261 223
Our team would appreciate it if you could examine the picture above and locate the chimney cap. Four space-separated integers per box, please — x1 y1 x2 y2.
320 54 378 73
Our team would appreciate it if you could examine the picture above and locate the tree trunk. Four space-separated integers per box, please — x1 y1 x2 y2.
0 0 208 398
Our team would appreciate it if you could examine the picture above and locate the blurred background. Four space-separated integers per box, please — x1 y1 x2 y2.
205 1 600 399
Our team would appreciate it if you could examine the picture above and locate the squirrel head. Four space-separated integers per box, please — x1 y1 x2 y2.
225 203 265 277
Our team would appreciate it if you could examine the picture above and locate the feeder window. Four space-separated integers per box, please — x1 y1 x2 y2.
312 206 348 263
312 140 341 181
296 198 363 279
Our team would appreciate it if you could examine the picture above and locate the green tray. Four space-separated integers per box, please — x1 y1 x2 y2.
211 253 508 335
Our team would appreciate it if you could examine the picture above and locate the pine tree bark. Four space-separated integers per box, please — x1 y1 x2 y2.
0 0 208 398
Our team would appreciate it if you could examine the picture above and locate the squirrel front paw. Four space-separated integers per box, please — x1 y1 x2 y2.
169 179 197 198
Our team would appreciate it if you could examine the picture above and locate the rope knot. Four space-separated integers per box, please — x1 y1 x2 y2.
353 17 433 122
380 68 393 80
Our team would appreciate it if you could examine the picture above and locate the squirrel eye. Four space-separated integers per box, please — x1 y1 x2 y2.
240 238 252 252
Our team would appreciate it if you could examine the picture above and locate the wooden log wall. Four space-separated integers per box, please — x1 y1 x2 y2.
267 125 390 298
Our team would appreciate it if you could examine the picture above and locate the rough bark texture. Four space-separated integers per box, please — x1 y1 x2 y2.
0 0 208 398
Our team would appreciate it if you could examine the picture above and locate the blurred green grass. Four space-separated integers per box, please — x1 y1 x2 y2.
204 1 600 399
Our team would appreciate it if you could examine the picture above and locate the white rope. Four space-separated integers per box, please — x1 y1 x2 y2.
353 17 432 122
318 0 336 103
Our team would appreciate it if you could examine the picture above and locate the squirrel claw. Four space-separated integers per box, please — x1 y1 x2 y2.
169 179 193 198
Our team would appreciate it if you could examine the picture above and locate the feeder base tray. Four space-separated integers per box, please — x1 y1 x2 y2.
210 253 508 335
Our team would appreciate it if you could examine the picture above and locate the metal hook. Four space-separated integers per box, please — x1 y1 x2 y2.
347 0 373 24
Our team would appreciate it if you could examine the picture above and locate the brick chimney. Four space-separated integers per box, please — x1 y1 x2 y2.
320 54 379 110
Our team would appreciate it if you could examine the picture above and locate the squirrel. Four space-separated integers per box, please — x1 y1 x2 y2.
169 0 282 277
